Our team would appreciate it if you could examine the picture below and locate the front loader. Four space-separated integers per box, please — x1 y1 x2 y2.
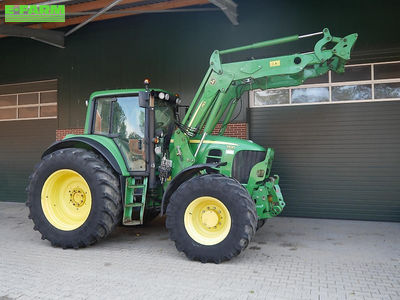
27 28 357 263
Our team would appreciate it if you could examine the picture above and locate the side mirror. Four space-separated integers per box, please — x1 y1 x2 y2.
139 91 150 108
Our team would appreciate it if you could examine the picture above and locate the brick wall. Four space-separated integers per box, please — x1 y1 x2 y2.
55 122 248 141
56 128 85 141
212 123 248 139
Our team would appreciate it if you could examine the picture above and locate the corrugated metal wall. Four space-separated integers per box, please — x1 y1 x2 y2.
249 101 400 221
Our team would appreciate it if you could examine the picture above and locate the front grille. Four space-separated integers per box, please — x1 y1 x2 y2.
232 150 266 183
206 149 222 164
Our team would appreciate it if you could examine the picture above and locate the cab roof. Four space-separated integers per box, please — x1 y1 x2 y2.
89 88 171 100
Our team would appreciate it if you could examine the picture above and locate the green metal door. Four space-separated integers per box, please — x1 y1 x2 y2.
0 119 57 202
249 101 400 222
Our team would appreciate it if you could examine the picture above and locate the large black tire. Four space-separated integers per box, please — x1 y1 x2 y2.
256 219 267 231
166 174 257 263
26 148 122 248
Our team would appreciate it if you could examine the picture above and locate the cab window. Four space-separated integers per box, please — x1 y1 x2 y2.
93 95 146 172
94 98 112 134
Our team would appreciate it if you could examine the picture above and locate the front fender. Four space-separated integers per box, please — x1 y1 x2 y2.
160 162 226 215
42 135 130 176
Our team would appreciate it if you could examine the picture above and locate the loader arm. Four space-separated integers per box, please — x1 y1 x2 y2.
183 28 357 136
170 28 357 172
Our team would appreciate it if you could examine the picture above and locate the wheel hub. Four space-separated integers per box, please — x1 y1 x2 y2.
184 196 231 246
70 187 86 207
201 208 219 228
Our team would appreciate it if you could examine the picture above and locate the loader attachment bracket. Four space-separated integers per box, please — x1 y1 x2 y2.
314 28 358 64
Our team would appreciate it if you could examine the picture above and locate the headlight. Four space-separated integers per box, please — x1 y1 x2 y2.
158 92 165 100
164 93 170 100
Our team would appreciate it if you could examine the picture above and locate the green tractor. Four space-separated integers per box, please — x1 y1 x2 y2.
27 28 357 263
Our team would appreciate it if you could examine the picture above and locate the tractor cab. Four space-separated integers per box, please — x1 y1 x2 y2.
86 88 179 176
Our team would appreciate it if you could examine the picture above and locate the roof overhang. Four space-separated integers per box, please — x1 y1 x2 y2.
0 0 238 48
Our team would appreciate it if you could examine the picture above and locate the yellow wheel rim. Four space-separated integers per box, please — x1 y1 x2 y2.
184 196 231 246
41 169 92 231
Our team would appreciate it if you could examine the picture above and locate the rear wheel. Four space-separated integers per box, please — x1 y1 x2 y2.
166 174 257 263
27 148 122 248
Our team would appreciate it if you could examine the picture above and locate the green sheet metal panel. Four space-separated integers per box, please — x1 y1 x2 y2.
0 119 57 202
249 101 400 221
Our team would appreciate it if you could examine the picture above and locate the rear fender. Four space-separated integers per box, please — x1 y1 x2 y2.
42 136 129 176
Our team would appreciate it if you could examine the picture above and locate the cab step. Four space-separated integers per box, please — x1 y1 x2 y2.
125 203 144 208
123 220 141 226
123 177 148 226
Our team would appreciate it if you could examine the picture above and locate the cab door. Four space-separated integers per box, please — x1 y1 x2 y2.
93 95 147 173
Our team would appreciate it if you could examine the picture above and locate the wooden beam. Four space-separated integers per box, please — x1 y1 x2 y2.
66 0 144 13
0 0 138 14
65 0 124 36
30 0 209 30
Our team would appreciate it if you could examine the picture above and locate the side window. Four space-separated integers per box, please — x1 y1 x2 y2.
155 100 175 135
94 98 112 134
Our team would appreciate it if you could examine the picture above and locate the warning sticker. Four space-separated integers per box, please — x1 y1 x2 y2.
269 60 280 67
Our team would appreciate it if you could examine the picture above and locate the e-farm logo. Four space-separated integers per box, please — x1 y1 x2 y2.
5 5 65 22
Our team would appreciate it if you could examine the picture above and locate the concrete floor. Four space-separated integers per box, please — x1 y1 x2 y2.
0 202 399 300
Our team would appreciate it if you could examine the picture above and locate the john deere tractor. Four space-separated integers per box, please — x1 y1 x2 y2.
27 28 357 263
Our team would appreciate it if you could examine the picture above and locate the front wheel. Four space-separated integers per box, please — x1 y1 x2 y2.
166 174 257 263
256 219 267 231
26 148 122 248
